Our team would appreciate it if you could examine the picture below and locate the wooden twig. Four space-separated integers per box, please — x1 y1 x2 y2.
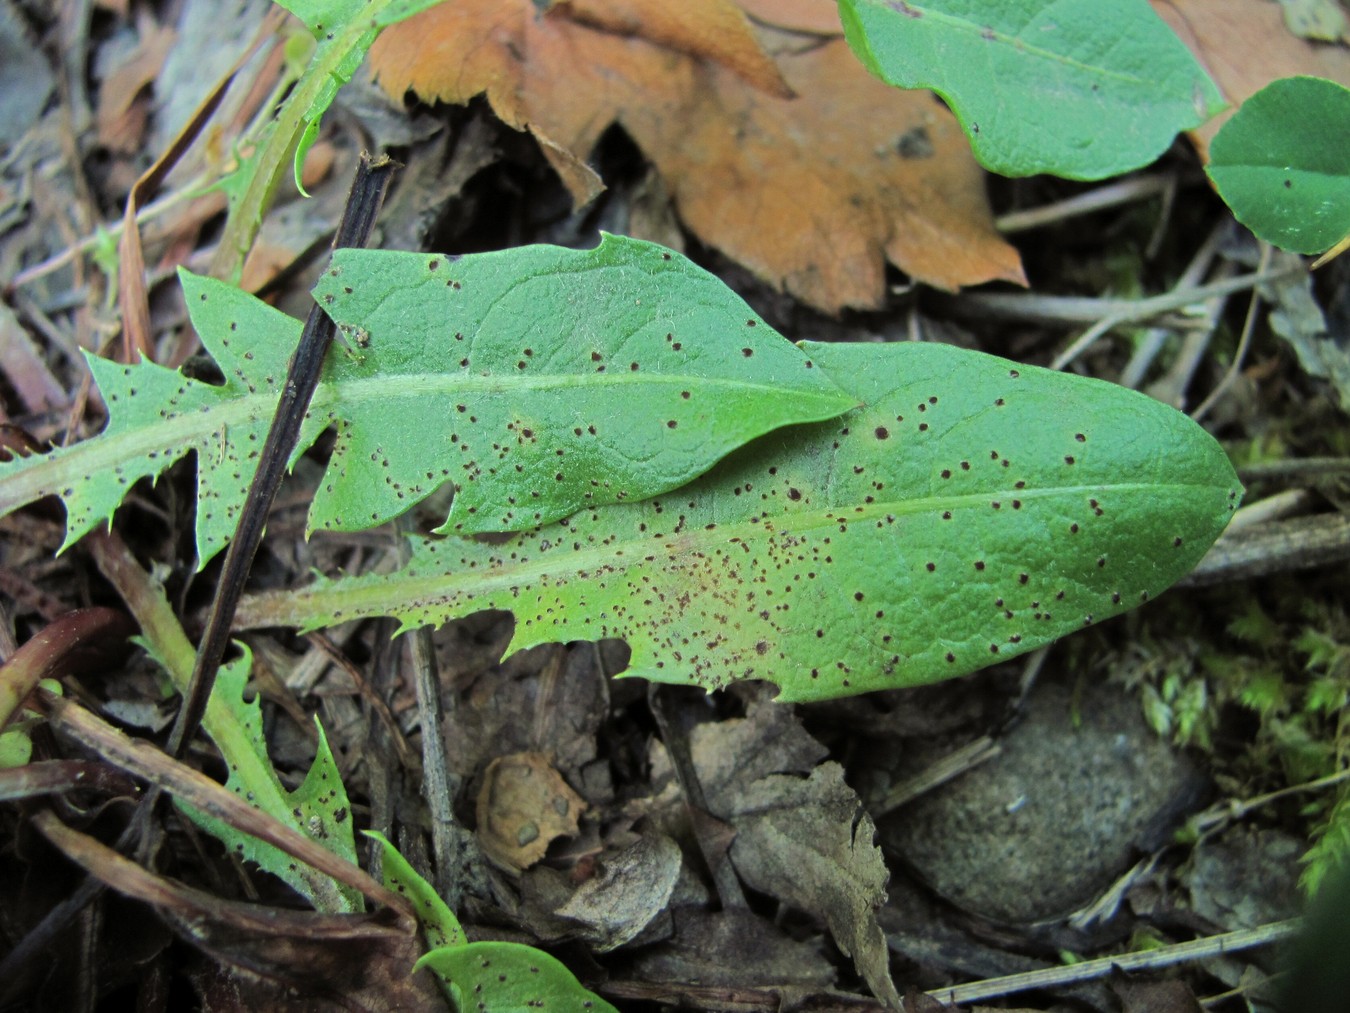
925 919 1299 1005
166 152 398 760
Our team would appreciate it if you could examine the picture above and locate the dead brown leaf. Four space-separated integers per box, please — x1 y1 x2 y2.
555 832 682 949
95 16 176 153
1110 977 1204 1013
565 0 791 96
369 0 1023 314
476 751 587 872
727 763 901 1008
0 303 66 416
738 0 842 34
635 701 900 1007
1153 0 1350 157
627 906 836 991
32 811 438 1012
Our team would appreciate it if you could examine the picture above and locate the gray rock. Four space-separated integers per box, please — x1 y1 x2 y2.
881 674 1208 923
1183 825 1303 931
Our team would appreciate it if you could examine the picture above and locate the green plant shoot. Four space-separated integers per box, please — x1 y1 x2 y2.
367 831 618 1011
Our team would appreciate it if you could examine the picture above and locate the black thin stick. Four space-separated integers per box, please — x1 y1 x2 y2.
166 152 398 759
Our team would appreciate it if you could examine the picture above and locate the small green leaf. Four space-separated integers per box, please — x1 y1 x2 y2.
175 648 361 912
273 0 369 33
370 830 616 1012
836 0 1225 179
239 341 1242 702
365 831 465 950
0 236 851 566
1207 76 1350 255
0 726 33 768
418 941 618 1013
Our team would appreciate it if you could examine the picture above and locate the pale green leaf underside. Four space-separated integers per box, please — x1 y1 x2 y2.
0 236 851 567
837 0 1225 180
1207 76 1350 255
237 342 1242 703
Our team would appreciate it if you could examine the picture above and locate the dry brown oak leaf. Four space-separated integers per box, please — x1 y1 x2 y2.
369 0 1025 314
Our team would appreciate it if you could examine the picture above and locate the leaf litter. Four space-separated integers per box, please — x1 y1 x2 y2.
368 0 1026 313
1154 0 1350 156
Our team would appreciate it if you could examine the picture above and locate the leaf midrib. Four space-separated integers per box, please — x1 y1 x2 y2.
856 0 1151 87
0 368 849 513
328 369 850 402
290 480 1223 621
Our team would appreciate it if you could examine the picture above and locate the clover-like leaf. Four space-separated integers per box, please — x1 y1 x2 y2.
837 0 1226 179
1207 76 1350 256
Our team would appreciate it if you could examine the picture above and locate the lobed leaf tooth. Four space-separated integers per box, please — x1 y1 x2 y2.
0 237 853 569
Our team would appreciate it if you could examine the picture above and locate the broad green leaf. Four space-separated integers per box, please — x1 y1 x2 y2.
1207 76 1350 255
836 0 1225 180
172 647 362 912
311 236 853 536
365 831 465 950
418 942 619 1013
236 341 1242 703
0 236 851 567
